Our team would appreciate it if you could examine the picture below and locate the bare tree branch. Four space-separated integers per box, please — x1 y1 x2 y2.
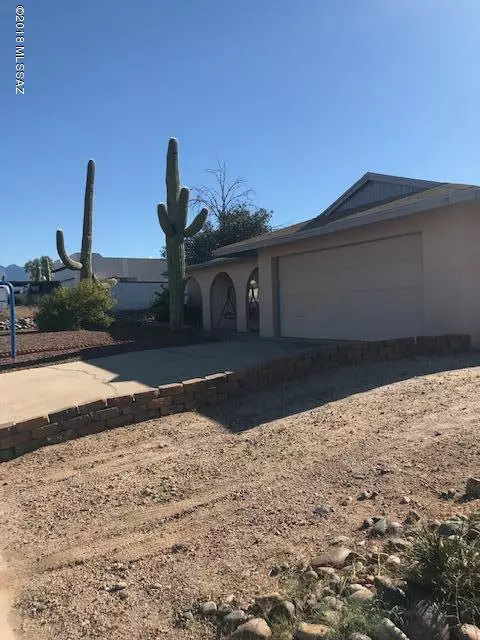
191 161 255 223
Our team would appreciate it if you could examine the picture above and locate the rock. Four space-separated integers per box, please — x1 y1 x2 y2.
304 594 317 609
452 624 480 640
34 602 47 612
269 564 281 577
322 596 343 611
465 477 480 499
311 547 352 569
348 583 365 594
341 497 353 506
224 610 247 629
438 521 463 537
374 577 408 607
118 590 128 600
314 505 334 516
358 490 374 501
374 618 410 640
372 517 388 536
279 561 290 572
107 581 127 592
406 600 449 640
270 600 295 621
304 569 319 580
387 522 404 535
218 603 234 616
404 510 421 525
295 622 334 639
350 588 373 602
386 555 401 567
387 537 412 552
201 601 217 615
331 535 350 546
314 566 337 578
350 635 372 640
362 518 375 530
400 496 411 504
254 593 283 609
232 618 273 639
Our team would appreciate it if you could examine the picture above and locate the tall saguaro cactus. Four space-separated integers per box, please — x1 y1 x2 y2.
157 138 208 332
56 159 95 280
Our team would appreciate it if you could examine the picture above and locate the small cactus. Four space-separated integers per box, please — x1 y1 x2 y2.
157 138 208 332
56 160 95 280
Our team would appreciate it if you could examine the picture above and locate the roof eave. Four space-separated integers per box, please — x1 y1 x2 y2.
215 188 480 256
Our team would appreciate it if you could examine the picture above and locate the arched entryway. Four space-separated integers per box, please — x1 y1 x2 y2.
210 272 237 332
246 267 259 332
184 277 203 328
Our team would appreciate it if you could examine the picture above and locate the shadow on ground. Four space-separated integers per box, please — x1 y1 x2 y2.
200 351 480 432
86 337 314 388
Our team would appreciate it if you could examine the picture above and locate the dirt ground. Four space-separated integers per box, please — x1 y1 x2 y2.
1 353 480 639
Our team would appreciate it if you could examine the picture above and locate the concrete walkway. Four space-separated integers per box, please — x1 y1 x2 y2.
0 339 309 423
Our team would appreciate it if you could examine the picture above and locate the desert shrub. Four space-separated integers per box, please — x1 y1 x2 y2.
35 280 114 332
151 288 169 322
406 512 480 624
150 289 201 327
313 598 402 640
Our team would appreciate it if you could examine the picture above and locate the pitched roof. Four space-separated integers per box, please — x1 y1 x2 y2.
213 173 479 258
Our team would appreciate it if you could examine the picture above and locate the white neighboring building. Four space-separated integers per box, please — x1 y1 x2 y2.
53 253 167 311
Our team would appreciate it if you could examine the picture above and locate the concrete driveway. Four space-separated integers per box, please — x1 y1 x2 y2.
0 339 310 423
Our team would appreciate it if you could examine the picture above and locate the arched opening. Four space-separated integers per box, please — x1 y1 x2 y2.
210 272 237 333
184 277 203 329
246 267 259 332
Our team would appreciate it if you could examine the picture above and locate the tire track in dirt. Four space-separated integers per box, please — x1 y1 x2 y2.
35 487 236 571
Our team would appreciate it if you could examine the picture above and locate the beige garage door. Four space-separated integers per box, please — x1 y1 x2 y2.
278 233 423 340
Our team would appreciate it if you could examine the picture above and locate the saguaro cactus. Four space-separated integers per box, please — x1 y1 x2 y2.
40 256 52 281
56 159 95 280
157 138 208 332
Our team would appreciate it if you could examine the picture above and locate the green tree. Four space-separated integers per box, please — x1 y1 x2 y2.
24 258 42 281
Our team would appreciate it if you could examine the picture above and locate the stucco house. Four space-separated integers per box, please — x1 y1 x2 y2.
185 172 480 346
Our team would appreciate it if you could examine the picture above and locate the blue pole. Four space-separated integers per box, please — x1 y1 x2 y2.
0 283 16 361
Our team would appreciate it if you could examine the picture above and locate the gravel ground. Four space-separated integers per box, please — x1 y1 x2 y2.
1 353 480 639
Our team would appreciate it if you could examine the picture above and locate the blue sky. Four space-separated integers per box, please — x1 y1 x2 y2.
1 0 479 266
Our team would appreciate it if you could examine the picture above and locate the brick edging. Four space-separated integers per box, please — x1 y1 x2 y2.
0 334 471 462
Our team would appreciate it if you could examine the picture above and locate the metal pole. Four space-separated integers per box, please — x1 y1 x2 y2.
0 283 16 361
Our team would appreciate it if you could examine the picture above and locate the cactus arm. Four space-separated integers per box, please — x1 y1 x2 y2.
157 203 173 237
175 187 189 229
185 208 208 237
56 229 83 270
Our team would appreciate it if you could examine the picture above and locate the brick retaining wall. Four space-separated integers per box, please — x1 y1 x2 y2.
0 334 471 462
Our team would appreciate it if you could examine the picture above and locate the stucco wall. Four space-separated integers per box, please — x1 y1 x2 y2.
186 258 257 332
259 201 480 344
110 282 166 311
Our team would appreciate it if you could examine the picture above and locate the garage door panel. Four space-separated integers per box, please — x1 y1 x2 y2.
278 234 422 340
